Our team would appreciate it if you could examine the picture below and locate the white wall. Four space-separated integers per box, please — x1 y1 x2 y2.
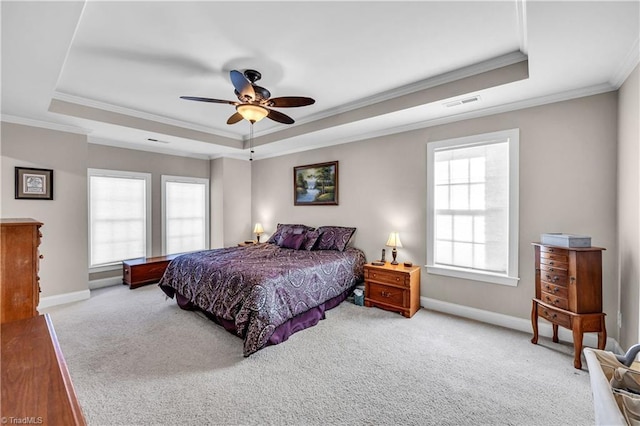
1 123 89 299
210 157 252 248
618 65 640 349
252 92 620 337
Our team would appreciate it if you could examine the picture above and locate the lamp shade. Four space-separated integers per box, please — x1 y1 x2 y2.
236 104 269 123
385 232 403 248
253 223 264 234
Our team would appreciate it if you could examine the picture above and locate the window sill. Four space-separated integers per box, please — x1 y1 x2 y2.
426 265 519 287
89 263 122 274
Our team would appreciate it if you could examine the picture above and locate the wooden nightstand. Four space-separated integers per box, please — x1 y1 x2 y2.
238 240 259 247
364 262 421 318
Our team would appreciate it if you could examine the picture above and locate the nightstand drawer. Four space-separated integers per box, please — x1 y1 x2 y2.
365 269 409 287
367 282 405 307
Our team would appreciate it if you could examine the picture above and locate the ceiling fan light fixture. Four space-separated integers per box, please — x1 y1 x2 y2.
236 104 269 123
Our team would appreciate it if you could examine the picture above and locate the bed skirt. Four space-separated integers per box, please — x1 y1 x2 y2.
169 286 352 351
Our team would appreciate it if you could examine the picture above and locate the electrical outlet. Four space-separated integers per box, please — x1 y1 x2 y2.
617 311 622 328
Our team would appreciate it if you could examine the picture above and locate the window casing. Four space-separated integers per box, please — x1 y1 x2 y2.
88 169 151 270
161 175 210 255
426 129 519 286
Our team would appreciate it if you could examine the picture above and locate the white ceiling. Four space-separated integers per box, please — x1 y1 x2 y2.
2 1 639 160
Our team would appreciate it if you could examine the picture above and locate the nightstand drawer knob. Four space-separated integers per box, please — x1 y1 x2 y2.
381 291 392 298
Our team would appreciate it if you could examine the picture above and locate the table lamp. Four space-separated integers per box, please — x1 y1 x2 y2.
386 232 403 265
253 223 264 243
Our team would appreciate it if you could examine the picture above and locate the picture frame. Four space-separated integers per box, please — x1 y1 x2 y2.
294 161 338 206
15 167 54 200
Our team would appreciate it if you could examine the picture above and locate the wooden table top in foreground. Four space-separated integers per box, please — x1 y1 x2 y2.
1 314 86 425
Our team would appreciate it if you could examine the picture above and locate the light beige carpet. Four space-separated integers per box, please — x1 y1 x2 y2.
43 284 596 425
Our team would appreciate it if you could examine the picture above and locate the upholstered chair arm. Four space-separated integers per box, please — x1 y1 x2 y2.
615 343 640 367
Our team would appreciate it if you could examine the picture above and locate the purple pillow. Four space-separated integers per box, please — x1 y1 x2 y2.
302 230 320 250
315 226 356 251
266 223 313 244
280 233 305 250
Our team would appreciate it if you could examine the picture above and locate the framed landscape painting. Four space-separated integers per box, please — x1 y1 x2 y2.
15 167 54 200
294 161 338 206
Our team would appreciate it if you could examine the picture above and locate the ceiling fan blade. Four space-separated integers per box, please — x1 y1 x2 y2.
180 96 237 105
267 109 295 124
226 112 244 125
230 70 255 101
268 97 316 108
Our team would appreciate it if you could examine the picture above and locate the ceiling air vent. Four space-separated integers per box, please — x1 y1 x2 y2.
443 95 481 108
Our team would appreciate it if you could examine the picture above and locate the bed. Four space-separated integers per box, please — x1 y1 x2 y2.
158 224 366 356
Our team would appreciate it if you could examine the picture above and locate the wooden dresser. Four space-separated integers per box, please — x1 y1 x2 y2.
530 243 606 369
1 314 87 425
1 218 43 324
364 262 421 318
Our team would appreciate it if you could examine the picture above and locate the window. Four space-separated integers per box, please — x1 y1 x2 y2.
162 175 209 255
427 129 519 286
89 169 151 269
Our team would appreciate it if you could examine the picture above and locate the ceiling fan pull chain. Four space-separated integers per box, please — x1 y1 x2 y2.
249 123 254 162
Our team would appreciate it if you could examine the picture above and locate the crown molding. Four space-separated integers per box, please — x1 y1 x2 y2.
51 91 241 140
87 135 212 161
1 114 92 135
610 36 640 88
246 82 616 161
251 51 528 139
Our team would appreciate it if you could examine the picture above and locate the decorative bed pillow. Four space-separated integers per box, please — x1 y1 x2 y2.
315 226 356 251
266 224 313 245
280 233 306 250
302 230 320 250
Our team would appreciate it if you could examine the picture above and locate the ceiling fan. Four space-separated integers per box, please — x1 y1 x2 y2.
180 69 315 125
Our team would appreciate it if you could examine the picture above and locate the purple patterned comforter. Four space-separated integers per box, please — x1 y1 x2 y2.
158 244 366 356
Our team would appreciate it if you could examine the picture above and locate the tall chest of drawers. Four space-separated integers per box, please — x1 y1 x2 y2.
0 218 43 324
530 243 606 369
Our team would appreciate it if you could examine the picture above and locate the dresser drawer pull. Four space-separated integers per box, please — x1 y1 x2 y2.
381 291 392 298
545 295 560 304
545 274 560 283
544 284 561 293
543 309 557 319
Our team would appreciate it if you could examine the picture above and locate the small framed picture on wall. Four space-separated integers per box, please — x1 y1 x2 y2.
15 167 54 200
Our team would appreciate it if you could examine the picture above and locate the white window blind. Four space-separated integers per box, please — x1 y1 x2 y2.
427 129 519 286
162 176 209 255
89 169 151 268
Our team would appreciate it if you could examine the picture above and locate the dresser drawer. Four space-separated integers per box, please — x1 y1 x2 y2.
539 256 568 270
538 305 571 329
365 269 409 287
367 282 406 307
541 281 568 299
540 267 568 286
541 291 569 310
540 251 568 264
540 245 569 257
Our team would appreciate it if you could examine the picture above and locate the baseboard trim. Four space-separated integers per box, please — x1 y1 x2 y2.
89 276 122 290
421 296 620 353
38 289 90 310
